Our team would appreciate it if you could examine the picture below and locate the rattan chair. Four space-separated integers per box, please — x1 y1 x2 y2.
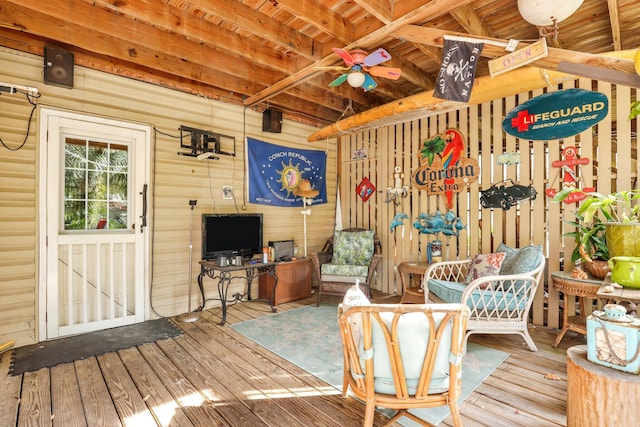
338 303 470 427
310 228 382 306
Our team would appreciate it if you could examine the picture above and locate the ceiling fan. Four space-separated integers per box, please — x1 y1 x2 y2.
318 47 401 91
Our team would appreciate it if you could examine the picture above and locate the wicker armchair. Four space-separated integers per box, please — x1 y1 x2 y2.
338 303 470 427
310 228 382 306
423 244 545 353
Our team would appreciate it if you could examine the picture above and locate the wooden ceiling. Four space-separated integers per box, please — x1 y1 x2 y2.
0 0 638 129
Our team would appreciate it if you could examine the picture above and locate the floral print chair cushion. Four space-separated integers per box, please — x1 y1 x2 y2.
321 230 375 277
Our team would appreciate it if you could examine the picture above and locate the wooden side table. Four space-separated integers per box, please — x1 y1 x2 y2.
398 262 430 304
259 258 312 306
550 271 603 348
567 345 640 427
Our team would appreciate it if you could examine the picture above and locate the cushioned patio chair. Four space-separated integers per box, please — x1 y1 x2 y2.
310 228 382 306
423 244 545 353
338 303 470 427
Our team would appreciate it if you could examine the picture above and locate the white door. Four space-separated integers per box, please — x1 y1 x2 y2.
39 108 150 340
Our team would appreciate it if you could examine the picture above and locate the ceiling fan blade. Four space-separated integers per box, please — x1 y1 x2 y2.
364 48 392 67
329 73 348 87
314 65 352 71
362 73 378 92
368 66 402 80
332 47 355 66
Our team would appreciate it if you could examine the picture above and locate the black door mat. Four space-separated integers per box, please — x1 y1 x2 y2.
10 318 182 376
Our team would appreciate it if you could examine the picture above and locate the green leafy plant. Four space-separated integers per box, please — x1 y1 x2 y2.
630 101 640 120
564 213 609 263
553 188 640 224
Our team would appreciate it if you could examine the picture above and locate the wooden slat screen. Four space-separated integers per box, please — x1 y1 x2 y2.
339 82 637 327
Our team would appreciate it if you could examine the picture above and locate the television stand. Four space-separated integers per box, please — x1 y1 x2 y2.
197 260 277 325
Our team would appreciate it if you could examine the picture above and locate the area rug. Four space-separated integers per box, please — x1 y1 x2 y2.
10 318 182 376
231 304 509 426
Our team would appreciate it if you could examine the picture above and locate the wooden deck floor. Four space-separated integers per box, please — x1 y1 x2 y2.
0 292 583 426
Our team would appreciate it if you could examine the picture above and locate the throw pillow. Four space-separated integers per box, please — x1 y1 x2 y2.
340 282 370 348
497 243 543 275
332 230 375 266
464 252 506 285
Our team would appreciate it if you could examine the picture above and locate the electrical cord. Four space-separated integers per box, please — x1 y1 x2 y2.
0 90 41 151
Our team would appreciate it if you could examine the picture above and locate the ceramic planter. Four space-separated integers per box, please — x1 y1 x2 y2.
605 222 640 258
609 256 640 288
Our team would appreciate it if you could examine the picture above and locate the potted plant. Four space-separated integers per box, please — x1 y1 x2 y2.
630 101 640 120
553 188 640 261
564 212 609 278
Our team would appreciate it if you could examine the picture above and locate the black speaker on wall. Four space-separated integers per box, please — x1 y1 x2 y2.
262 109 282 133
44 46 74 89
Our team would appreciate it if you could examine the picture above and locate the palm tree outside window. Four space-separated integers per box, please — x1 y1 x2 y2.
63 137 129 231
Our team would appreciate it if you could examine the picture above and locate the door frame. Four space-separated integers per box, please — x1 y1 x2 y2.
37 107 152 341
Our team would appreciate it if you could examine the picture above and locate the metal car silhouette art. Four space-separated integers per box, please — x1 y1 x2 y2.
480 179 537 210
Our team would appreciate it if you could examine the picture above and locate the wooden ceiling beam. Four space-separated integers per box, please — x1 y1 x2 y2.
9 0 306 76
0 4 269 85
392 0 437 20
307 66 574 142
0 4 353 125
262 91 343 123
273 0 355 46
244 0 474 107
412 44 442 64
92 0 320 61
307 49 638 141
607 0 622 51
352 0 394 24
0 28 259 102
191 0 319 59
392 25 638 76
449 4 496 38
384 49 434 89
1 0 362 122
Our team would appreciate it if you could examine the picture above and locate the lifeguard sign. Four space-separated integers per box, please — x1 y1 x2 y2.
412 129 479 209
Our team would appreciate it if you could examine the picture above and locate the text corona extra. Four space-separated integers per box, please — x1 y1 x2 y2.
413 164 477 187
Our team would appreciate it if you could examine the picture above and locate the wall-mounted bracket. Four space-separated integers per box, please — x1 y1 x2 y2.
177 125 236 159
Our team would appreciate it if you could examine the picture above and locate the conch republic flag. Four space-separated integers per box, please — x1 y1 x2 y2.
247 137 327 207
433 36 484 102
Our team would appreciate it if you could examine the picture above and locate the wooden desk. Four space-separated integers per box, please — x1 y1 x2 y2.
550 271 603 348
597 273 640 302
198 260 277 325
398 262 430 304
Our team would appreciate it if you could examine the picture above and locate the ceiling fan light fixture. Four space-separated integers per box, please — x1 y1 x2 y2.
347 71 366 88
517 0 583 26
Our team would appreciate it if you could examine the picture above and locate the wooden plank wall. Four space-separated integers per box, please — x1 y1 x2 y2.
340 81 637 328
0 47 337 346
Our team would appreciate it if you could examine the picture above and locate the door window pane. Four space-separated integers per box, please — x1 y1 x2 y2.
63 137 129 231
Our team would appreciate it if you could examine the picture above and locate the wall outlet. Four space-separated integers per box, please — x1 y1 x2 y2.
222 186 233 199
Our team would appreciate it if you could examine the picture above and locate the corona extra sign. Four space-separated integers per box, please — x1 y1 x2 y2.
412 129 479 208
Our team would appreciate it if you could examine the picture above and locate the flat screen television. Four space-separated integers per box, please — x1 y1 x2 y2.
201 213 263 260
